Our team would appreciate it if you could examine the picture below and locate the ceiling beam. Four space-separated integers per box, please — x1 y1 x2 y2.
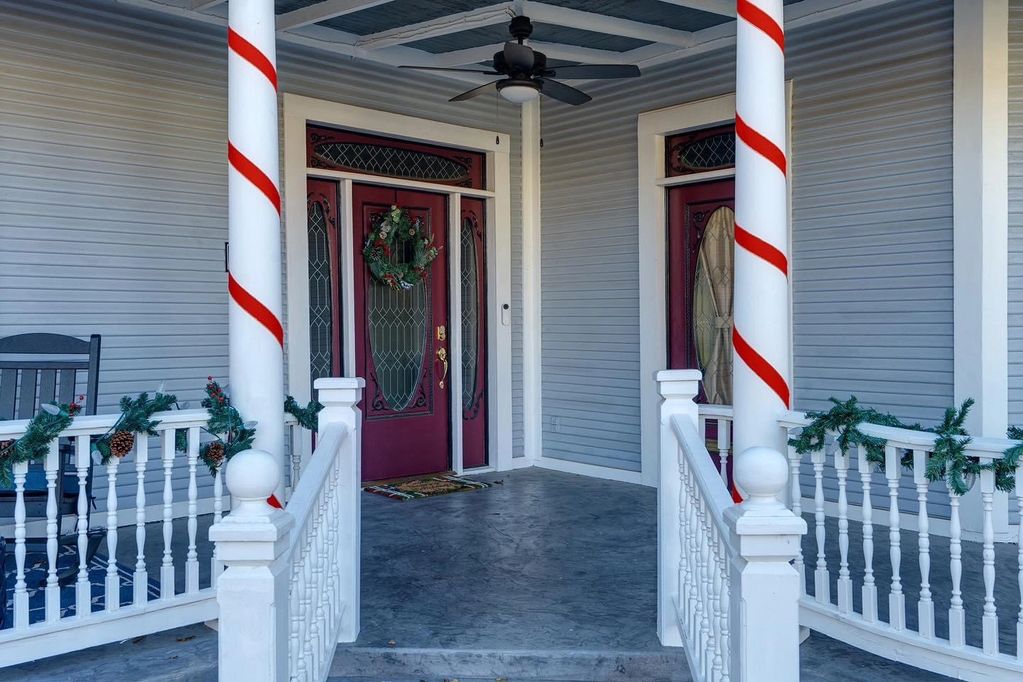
522 1 695 48
191 0 225 10
653 0 736 17
276 0 397 32
357 3 515 50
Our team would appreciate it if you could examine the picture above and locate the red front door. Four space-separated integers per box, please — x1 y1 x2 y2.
353 184 451 481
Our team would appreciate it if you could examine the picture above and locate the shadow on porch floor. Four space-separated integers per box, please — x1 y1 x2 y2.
6 468 951 681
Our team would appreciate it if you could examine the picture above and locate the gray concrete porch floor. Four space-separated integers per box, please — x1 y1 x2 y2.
6 467 957 680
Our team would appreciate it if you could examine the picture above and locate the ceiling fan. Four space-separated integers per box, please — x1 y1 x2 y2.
399 15 641 105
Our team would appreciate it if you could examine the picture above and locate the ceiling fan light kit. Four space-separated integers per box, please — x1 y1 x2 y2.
399 15 642 106
497 79 540 103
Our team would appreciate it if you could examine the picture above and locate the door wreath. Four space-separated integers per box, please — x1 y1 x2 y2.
363 205 439 291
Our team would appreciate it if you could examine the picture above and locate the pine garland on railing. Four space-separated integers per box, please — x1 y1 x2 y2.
199 377 255 476
94 391 179 464
0 399 83 486
790 395 1021 496
284 395 323 432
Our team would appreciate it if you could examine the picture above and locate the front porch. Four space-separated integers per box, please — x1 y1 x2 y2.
5 468 949 681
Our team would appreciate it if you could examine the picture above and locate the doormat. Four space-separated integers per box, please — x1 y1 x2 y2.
362 475 493 501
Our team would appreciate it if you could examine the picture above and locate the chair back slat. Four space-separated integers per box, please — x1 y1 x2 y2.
18 370 38 420
38 369 57 408
0 368 15 420
58 368 77 407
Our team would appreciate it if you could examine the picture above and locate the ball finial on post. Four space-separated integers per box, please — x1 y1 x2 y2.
224 449 281 517
734 446 789 509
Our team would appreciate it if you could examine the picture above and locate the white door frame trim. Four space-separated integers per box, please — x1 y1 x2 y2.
282 93 514 474
637 88 793 487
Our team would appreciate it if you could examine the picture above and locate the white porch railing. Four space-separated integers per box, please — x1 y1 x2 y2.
658 370 806 682
697 402 1023 680
212 377 363 682
0 409 310 668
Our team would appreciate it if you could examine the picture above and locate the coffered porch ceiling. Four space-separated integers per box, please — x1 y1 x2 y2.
122 0 900 82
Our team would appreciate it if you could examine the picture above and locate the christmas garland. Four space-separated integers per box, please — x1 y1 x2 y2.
284 395 323 432
94 391 179 464
198 377 255 476
789 396 1021 496
363 205 439 291
0 399 83 486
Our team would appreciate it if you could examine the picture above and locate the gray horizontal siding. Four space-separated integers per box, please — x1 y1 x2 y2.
539 0 953 472
0 0 523 511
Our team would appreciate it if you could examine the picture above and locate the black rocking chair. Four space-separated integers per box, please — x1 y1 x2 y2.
0 333 103 591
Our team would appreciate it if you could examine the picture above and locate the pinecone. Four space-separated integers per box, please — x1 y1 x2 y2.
0 440 13 455
205 441 226 468
109 430 135 458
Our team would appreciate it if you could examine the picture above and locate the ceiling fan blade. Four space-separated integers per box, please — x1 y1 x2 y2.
537 78 591 106
547 64 641 79
400 66 500 74
450 80 501 102
503 41 535 72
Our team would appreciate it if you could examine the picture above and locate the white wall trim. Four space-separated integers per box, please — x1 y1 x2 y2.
534 455 643 485
282 94 515 472
952 0 1009 438
521 98 543 464
637 88 793 488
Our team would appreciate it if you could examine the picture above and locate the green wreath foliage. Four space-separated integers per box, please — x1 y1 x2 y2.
198 377 255 476
363 205 439 291
285 395 323 432
94 391 179 464
789 395 1021 496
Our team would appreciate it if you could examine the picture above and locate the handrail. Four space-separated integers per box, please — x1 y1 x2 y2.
778 409 1020 460
0 409 301 439
671 413 733 539
285 421 347 541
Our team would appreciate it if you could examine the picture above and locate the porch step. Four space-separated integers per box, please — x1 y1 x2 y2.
329 646 692 682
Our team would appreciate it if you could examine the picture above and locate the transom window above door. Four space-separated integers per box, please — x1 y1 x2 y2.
307 125 486 190
665 124 735 177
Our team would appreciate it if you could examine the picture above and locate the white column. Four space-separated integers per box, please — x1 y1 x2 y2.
314 377 365 642
228 0 286 501
656 369 703 646
953 0 1010 539
733 0 791 465
211 449 294 682
521 98 543 465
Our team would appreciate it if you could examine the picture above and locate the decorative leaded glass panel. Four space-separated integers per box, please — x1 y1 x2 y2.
307 126 486 189
692 206 735 405
307 200 333 389
460 216 479 411
368 236 431 412
666 125 735 177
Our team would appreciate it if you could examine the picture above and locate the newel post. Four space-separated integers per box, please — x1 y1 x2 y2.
314 376 365 642
657 369 702 647
210 449 294 682
726 447 807 681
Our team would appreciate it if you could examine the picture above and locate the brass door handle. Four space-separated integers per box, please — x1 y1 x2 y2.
437 347 449 388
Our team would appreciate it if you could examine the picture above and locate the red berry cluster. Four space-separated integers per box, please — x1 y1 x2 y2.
206 377 227 406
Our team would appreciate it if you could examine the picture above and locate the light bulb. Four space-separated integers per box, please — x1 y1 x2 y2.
499 83 540 104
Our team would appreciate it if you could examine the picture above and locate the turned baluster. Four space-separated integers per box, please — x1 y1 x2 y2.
912 448 933 638
980 468 998 655
211 465 224 587
105 454 121 611
161 429 176 599
12 461 29 628
185 427 200 593
44 441 61 622
885 445 905 630
75 434 92 617
134 436 149 606
835 446 852 613
718 419 731 483
1016 465 1023 661
858 445 877 623
787 443 805 593
812 448 830 604
948 482 965 647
